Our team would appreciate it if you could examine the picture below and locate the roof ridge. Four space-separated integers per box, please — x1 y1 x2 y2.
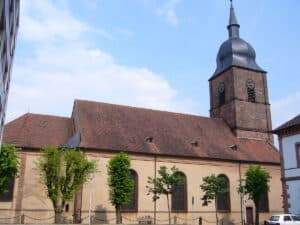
74 99 222 121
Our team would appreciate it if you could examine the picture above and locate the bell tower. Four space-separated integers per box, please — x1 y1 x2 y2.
209 2 273 142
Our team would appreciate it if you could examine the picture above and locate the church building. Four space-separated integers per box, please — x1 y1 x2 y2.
0 3 283 225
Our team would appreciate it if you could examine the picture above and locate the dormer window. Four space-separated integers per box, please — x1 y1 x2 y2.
218 82 225 106
228 144 238 151
246 79 256 103
191 140 199 147
145 136 153 143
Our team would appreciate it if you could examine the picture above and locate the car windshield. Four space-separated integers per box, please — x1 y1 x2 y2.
292 216 300 221
270 216 280 221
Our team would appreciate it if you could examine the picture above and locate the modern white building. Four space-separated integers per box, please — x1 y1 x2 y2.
274 115 300 215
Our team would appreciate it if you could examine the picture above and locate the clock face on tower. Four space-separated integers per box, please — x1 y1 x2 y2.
246 79 255 89
218 82 225 93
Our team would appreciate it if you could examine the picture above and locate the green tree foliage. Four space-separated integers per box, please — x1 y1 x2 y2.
146 166 183 225
200 174 228 225
37 147 97 223
0 144 19 195
107 152 134 224
239 165 271 225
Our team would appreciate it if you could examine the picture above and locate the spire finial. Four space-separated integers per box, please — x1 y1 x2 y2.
227 0 240 38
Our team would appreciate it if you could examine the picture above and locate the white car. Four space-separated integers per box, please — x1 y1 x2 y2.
266 214 300 225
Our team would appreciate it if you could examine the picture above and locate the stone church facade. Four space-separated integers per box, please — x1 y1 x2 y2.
0 3 283 225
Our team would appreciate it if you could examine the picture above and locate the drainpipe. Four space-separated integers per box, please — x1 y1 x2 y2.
154 155 157 224
239 161 244 225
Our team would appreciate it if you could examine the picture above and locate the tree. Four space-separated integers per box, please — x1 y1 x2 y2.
200 174 228 225
0 144 19 195
37 147 97 223
107 152 134 224
238 165 271 225
146 166 183 225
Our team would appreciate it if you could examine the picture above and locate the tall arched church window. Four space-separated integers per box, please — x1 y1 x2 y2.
171 172 187 212
218 82 226 106
246 79 256 102
0 178 15 202
121 170 138 212
216 175 231 212
258 191 269 212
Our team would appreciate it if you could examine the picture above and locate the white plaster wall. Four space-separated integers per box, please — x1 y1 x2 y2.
282 134 300 171
287 180 300 214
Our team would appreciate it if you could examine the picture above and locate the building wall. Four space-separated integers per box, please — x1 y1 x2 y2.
0 0 20 142
0 150 283 224
281 133 300 214
286 180 300 215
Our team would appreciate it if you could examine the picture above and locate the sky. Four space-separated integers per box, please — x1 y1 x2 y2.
6 0 300 130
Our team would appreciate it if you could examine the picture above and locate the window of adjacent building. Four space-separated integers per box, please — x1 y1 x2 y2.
121 170 138 212
218 82 225 106
171 172 187 212
296 144 300 168
217 175 231 212
0 8 4 31
258 191 269 212
0 178 15 202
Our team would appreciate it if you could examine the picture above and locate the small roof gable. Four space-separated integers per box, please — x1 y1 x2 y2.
273 114 300 134
3 113 73 149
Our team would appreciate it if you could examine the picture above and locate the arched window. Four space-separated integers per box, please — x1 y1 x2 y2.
0 178 14 202
171 172 187 212
258 191 269 212
217 175 231 212
121 170 138 212
218 82 225 106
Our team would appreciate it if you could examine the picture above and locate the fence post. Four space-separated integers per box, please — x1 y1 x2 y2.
199 217 202 225
21 214 25 224
174 216 177 224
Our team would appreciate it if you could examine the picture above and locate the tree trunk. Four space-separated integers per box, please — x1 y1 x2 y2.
255 204 259 225
215 198 219 225
116 205 122 224
54 207 64 224
167 194 171 225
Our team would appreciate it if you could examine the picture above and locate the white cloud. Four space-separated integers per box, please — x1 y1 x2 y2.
7 0 195 121
156 0 182 26
272 92 300 128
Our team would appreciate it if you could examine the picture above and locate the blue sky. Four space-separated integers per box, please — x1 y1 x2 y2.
7 0 300 129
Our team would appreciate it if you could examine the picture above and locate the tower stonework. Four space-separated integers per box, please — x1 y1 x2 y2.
209 3 273 143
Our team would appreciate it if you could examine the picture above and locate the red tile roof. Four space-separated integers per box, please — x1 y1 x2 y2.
73 100 279 164
3 113 73 149
3 100 280 164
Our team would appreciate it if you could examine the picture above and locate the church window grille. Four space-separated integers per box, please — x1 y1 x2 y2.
0 178 14 202
171 172 187 212
121 170 138 212
296 143 300 168
216 175 231 212
258 191 269 212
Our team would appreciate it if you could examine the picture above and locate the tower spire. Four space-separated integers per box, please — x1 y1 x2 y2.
227 0 240 38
